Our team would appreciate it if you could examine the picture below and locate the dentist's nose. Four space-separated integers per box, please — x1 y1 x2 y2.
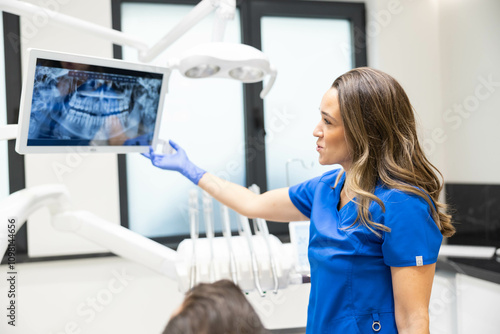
313 123 323 138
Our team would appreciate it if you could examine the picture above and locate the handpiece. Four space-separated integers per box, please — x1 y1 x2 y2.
249 184 279 294
202 191 216 282
188 189 200 289
221 204 238 285
240 214 265 297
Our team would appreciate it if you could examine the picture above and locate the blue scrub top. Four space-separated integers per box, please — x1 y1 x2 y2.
289 168 442 334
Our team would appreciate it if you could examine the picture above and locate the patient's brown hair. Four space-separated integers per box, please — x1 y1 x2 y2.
163 280 270 334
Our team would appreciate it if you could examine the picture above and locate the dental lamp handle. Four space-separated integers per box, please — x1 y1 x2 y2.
260 66 277 99
144 140 206 185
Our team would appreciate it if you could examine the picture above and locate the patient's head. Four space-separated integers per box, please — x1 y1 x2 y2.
163 280 270 334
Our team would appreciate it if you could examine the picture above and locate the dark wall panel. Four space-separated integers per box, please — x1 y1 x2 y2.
446 183 500 248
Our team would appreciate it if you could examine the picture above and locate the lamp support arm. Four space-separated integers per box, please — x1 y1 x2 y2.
0 0 148 53
139 0 222 62
0 0 236 63
211 0 235 42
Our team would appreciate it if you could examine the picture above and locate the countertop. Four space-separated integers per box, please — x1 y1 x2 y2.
436 256 500 284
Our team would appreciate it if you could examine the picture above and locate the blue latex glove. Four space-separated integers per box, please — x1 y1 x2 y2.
143 140 206 185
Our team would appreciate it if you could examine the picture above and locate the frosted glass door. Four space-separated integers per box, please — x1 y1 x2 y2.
121 4 245 237
261 17 352 189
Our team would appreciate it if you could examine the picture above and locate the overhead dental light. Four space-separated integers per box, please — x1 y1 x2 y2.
170 42 277 98
131 0 277 98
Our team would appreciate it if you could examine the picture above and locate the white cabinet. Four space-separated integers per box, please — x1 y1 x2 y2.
430 271 458 333
456 274 500 334
430 270 500 334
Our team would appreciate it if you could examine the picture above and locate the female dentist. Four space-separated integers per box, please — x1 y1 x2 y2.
142 67 455 333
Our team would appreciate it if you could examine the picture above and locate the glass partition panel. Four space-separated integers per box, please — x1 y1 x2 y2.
121 4 245 237
261 17 352 189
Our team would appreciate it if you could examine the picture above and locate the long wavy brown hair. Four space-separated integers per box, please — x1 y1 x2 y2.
332 67 455 238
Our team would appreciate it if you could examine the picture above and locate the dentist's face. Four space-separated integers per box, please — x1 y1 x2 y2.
313 88 352 170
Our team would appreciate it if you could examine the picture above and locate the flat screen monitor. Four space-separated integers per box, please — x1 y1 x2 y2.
16 49 170 154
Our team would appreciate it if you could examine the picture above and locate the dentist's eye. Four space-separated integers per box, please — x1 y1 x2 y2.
323 118 331 125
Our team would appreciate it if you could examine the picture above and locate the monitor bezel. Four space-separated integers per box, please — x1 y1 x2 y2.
15 48 170 154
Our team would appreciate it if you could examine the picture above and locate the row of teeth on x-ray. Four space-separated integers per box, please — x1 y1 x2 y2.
68 94 130 116
63 105 130 131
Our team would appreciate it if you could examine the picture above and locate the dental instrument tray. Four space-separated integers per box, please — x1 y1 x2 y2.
15 48 170 154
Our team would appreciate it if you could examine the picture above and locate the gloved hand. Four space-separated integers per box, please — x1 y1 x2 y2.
143 140 206 185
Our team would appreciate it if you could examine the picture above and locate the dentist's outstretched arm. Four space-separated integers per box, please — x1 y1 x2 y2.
144 140 306 223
